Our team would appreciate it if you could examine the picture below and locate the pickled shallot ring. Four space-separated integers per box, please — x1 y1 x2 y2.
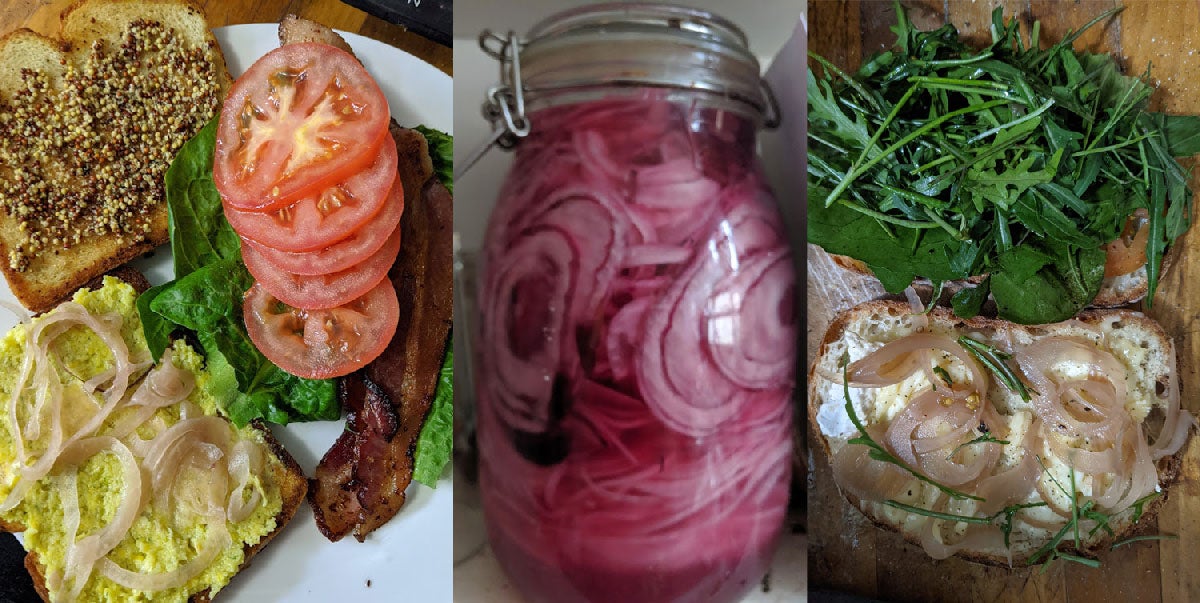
838 356 983 501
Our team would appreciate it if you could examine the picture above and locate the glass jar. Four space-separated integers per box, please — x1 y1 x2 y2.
473 5 795 603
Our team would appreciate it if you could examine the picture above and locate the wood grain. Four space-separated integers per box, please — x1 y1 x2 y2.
0 0 451 75
808 1 1200 601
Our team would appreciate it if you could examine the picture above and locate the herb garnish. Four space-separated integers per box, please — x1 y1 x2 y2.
808 2 1200 324
946 432 1010 460
881 499 1048 551
932 366 954 386
958 336 1031 400
840 353 983 501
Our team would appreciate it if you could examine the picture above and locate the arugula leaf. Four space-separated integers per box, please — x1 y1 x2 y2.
951 277 990 319
807 2 1200 323
415 125 453 193
991 243 1104 324
1157 113 1200 156
413 340 453 487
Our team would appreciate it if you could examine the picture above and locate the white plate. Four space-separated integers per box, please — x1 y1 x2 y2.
6 24 454 603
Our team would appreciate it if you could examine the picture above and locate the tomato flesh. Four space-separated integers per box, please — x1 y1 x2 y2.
215 43 391 211
225 134 399 252
243 223 402 310
244 280 400 380
241 182 404 275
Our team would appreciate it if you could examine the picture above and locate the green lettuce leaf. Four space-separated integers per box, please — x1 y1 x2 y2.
414 125 453 193
413 340 453 487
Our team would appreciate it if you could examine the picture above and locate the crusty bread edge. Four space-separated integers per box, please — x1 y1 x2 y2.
828 253 1162 309
806 299 1191 567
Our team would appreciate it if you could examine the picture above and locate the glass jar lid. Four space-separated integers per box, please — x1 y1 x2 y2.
519 3 770 118
460 3 779 180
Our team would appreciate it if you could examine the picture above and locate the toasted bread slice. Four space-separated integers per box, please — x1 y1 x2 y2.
0 0 230 313
0 275 307 601
17 426 306 603
808 301 1192 566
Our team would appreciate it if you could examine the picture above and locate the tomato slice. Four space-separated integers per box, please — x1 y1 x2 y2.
243 224 401 310
241 181 405 275
225 134 399 252
244 279 399 380
215 43 390 211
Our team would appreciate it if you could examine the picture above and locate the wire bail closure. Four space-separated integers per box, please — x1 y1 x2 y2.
480 30 531 145
453 30 531 181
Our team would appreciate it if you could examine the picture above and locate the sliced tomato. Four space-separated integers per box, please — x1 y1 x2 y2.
241 182 405 275
225 134 399 252
244 279 399 380
215 43 390 211
243 224 401 310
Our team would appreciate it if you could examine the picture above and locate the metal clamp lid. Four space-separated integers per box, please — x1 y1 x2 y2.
457 4 782 181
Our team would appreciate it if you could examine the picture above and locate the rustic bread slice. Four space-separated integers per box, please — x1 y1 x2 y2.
0 0 229 313
808 300 1191 566
0 273 308 602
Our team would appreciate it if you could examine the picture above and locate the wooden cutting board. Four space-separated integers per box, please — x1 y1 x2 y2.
807 1 1200 601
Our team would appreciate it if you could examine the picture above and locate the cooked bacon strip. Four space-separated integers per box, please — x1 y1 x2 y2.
309 123 452 541
309 374 367 542
352 126 453 540
278 14 355 56
351 376 401 536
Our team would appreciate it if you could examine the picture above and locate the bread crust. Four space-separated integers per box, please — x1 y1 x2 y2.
807 300 1191 566
828 252 1161 309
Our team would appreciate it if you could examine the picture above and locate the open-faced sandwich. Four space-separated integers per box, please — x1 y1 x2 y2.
0 274 306 602
808 297 1193 566
807 3 1200 324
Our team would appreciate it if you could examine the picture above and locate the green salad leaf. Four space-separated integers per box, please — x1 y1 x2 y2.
137 115 338 427
413 339 453 487
415 125 453 193
807 2 1199 323
163 117 240 277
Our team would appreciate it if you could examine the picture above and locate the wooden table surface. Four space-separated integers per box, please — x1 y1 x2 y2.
0 0 451 74
809 1 1200 602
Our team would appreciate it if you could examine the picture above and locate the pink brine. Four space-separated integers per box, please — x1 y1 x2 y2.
476 96 796 603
